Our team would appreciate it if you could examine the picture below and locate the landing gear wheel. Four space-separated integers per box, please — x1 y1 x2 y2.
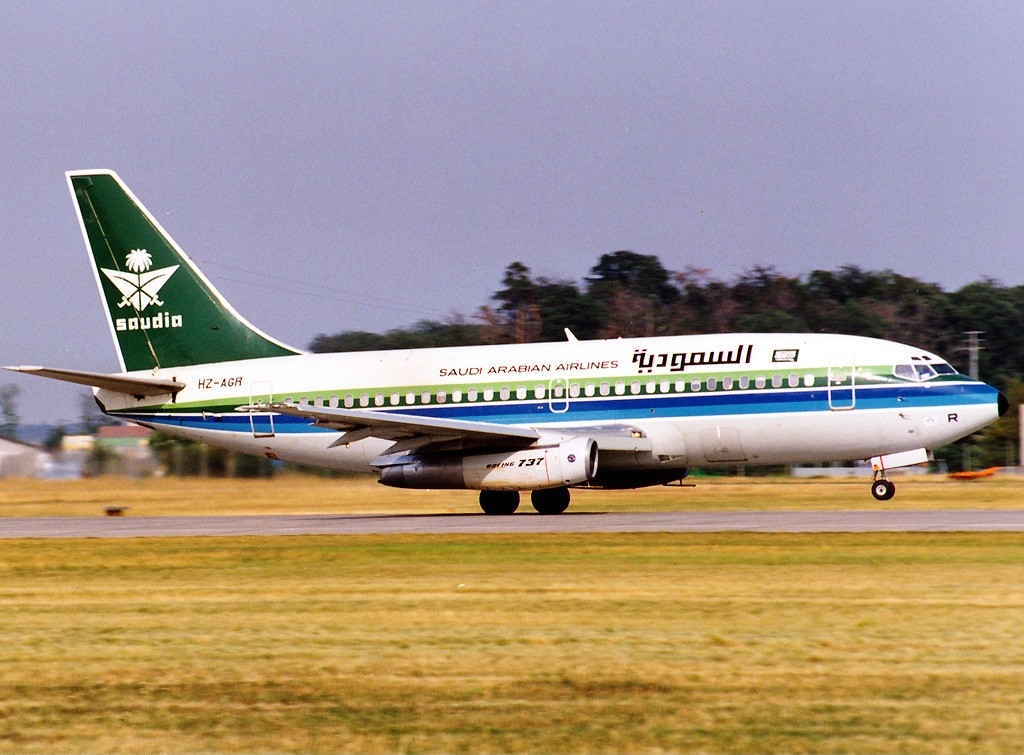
479 490 520 515
531 487 570 515
871 478 896 501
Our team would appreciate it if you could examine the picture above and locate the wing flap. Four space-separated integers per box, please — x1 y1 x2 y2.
242 402 657 457
246 402 541 448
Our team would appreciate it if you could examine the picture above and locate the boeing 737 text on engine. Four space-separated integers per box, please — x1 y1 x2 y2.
5 171 1007 513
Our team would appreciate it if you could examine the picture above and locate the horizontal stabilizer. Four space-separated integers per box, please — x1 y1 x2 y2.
4 365 185 398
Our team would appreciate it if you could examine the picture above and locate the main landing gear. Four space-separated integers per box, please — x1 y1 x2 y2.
479 490 520 515
479 487 571 515
871 475 896 501
530 487 570 515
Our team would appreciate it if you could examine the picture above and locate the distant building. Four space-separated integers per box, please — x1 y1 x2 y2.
96 424 152 446
0 437 49 477
61 435 95 452
95 424 159 476
43 425 160 478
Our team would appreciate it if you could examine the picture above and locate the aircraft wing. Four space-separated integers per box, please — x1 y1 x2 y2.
251 402 541 453
244 402 655 456
3 365 185 398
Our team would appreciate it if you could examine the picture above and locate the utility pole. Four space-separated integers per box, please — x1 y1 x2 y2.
1018 408 1024 470
961 331 983 380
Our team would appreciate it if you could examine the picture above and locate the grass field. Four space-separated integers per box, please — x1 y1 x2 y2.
2 472 1024 517
1 476 1023 753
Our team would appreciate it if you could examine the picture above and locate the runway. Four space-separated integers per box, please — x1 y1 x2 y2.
2 510 1024 538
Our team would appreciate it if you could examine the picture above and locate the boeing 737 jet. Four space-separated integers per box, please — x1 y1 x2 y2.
5 171 1008 513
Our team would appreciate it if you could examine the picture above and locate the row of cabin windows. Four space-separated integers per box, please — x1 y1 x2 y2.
288 372 819 409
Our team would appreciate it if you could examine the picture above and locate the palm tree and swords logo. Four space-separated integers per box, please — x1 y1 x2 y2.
100 249 180 312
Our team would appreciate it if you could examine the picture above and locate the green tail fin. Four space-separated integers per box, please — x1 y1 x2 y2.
67 170 300 372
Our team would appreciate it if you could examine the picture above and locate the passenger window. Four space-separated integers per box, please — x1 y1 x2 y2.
483 388 494 401
452 390 462 403
535 385 546 399
584 383 596 397
690 378 701 392
344 395 354 408
500 386 511 401
468 388 478 402
646 380 657 393
615 381 626 395
600 382 610 396
421 391 431 404
390 393 401 405
569 383 581 398
803 374 814 387
660 380 670 393
788 373 799 388
722 377 734 390
359 394 369 407
405 392 416 405
374 394 384 406
675 379 686 392
739 376 750 390
755 376 766 389
630 381 641 394
707 377 718 391
314 396 323 408
436 390 447 404
516 386 527 400
772 375 783 388
329 396 339 408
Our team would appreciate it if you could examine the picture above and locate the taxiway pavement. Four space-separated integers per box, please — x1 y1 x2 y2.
2 510 1024 538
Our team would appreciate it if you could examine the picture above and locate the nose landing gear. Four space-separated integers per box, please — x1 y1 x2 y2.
871 475 896 501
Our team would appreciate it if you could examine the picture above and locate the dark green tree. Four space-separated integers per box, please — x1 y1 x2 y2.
947 281 1024 383
587 251 679 304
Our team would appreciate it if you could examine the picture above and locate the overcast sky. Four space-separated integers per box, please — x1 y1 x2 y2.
2 1 1023 424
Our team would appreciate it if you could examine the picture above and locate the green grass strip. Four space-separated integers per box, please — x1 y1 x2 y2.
1 533 1023 753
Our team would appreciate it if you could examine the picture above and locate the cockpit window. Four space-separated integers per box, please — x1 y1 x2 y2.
894 364 916 381
894 362 955 381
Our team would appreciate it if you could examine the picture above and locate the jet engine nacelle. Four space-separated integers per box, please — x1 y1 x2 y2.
378 437 598 491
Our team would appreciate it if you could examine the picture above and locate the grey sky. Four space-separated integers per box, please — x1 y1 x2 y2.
2 1 1023 423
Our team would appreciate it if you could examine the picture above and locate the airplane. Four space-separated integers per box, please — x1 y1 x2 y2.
5 170 1008 513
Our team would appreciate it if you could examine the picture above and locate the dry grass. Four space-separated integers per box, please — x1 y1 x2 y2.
1 533 1023 753
1 472 1024 517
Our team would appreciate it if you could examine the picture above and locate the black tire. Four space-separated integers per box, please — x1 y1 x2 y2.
871 479 896 501
479 490 520 515
531 487 570 515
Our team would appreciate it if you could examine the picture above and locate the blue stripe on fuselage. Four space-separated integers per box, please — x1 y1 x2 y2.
113 381 997 434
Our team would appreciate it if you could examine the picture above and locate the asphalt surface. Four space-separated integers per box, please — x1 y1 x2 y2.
2 510 1024 538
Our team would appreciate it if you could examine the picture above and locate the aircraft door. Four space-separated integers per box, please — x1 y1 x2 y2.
828 357 856 410
249 380 276 437
549 377 569 413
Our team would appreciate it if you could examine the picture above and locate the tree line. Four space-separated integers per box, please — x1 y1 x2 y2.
312 250 1024 385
